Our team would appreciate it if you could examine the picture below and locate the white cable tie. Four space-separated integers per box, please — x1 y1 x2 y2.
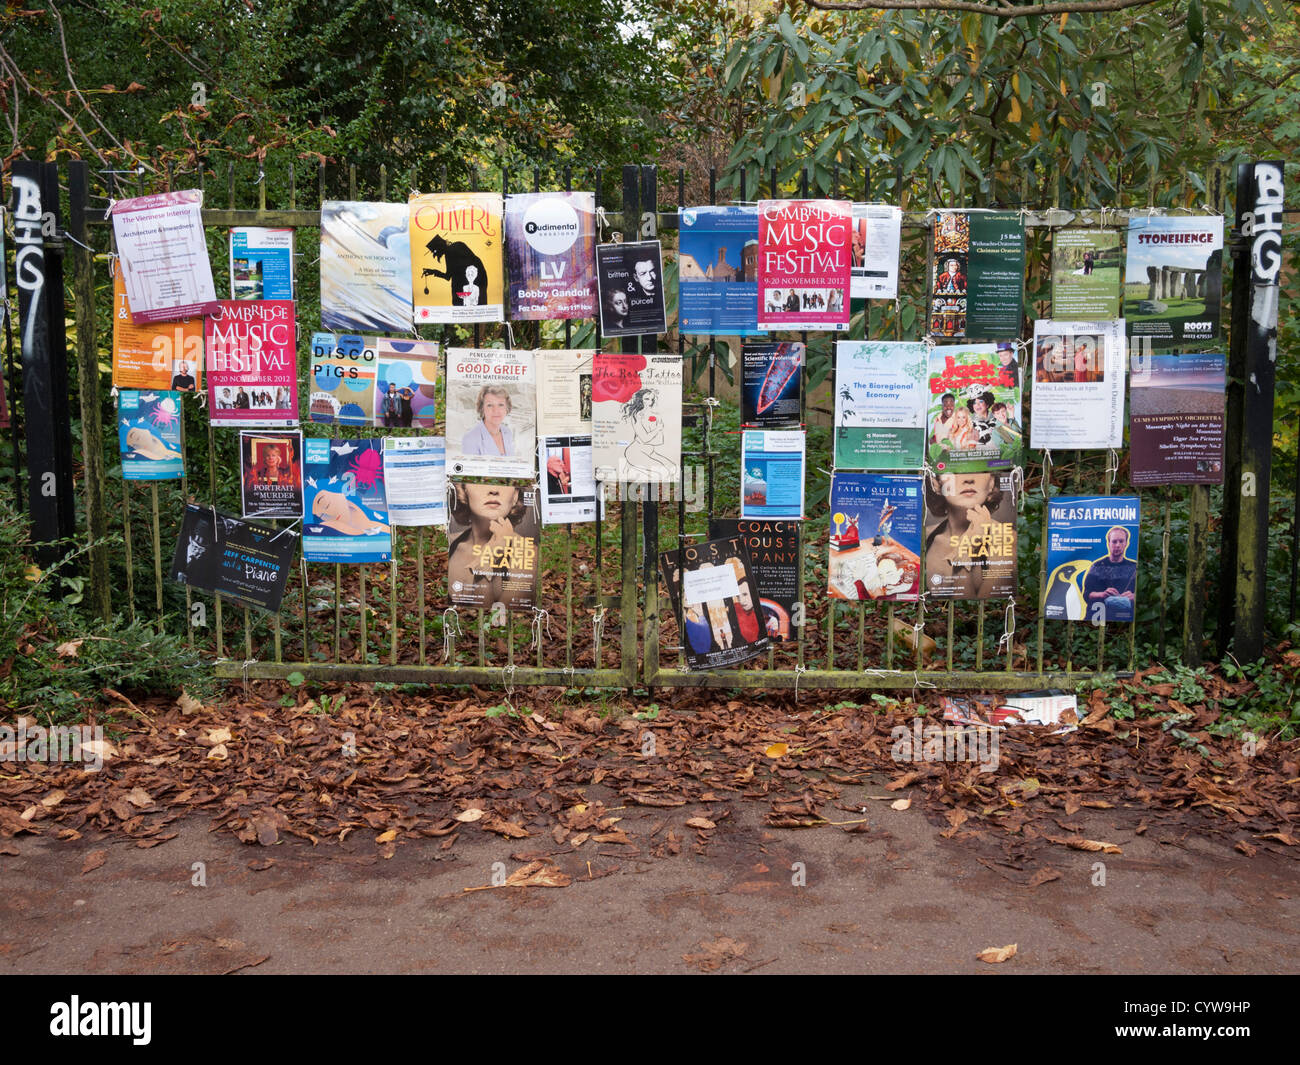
592 605 607 656
530 607 551 652
269 520 300 542
442 606 461 662
793 662 807 703
60 230 93 252
500 663 517 712
504 321 516 349
1041 449 1052 499
997 597 1016 655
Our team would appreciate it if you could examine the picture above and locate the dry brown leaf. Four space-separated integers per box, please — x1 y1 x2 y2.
176 691 205 715
764 743 789 759
207 743 229 761
375 829 398 843
685 817 716 830
453 808 485 823
41 790 67 808
80 738 117 764
55 639 83 658
977 943 1017 964
81 849 107 875
1028 868 1061 888
885 771 919 791
683 935 748 972
205 727 232 745
125 787 153 808
890 798 911 811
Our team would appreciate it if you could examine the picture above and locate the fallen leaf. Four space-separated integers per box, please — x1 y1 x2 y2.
376 829 398 843
453 808 485 823
1047 836 1122 854
1028 868 1061 888
41 790 67 808
55 639 83 658
207 743 229 761
205 727 232 745
685 817 716 830
890 798 911 811
80 739 117 764
683 935 748 972
125 787 153 808
764 743 789 759
81 850 107 875
977 943 1017 964
176 691 204 715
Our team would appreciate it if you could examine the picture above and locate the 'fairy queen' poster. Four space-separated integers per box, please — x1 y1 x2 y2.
409 192 504 324
757 199 852 332
592 353 683 485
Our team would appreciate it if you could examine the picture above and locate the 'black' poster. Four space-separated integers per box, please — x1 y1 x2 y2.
170 504 297 613
596 240 667 337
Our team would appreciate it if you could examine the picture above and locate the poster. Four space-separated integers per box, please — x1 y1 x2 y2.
929 210 1024 339
444 347 536 477
109 190 220 323
926 343 1022 473
535 349 594 436
741 342 803 428
447 481 540 611
382 436 447 526
540 435 599 524
309 332 378 426
659 536 771 670
111 268 203 391
833 340 928 469
595 240 667 336
826 473 922 602
1030 320 1125 450
504 191 597 321
320 201 413 333
205 301 298 427
1052 229 1121 319
171 504 297 614
239 430 304 519
850 203 902 300
410 192 504 324
1044 495 1141 623
229 227 294 300
922 470 1017 600
1129 352 1226 486
677 205 760 335
592 353 683 484
375 338 439 429
302 438 391 563
709 519 801 641
1124 215 1223 342
117 390 184 481
741 430 806 520
757 199 852 331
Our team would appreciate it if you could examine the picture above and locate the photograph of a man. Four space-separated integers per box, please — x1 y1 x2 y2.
1083 525 1137 622
633 258 657 297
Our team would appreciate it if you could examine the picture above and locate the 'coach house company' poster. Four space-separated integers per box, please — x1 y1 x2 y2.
205 301 298 427
445 348 536 478
504 191 597 321
410 192 504 324
596 240 667 336
833 341 928 469
1124 215 1223 342
659 536 770 670
592 353 683 484
678 205 760 335
1129 352 1226 486
320 201 413 333
709 519 800 642
302 438 391 563
926 344 1022 473
1030 319 1125 450
929 209 1024 339
1044 496 1141 623
171 504 296 614
757 199 852 332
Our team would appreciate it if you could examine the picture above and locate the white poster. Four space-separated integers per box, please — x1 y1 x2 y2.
850 204 902 300
592 353 683 485
535 349 594 436
833 340 928 469
382 437 447 526
539 435 599 524
1030 320 1126 450
444 348 536 477
109 190 220 323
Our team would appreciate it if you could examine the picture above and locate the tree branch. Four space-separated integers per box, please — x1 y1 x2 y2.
48 1 135 162
806 0 1171 16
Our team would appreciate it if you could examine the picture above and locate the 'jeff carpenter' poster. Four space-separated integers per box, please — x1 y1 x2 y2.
827 473 922 602
118 390 184 480
239 430 304 519
111 267 203 391
1129 352 1225 485
833 341 928 469
109 190 220 323
596 240 667 336
535 349 594 436
659 537 770 670
923 470 1018 600
592 353 683 484
504 191 596 321
444 348 536 478
1045 496 1141 623
1030 320 1126 450
709 519 801 641
678 205 760 335
757 199 852 332
171 504 296 614
309 332 378 426
930 210 1024 339
205 301 298 427
926 343 1022 473
302 438 391 563
1124 216 1223 342
1052 229 1121 319
410 192 504 324
741 342 803 428
375 338 439 429
850 203 902 300
320 201 413 333
447 481 539 611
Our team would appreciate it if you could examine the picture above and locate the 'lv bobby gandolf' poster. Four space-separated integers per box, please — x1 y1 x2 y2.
444 348 536 478
757 199 852 332
302 438 392 563
592 353 683 484
504 191 597 321
596 240 667 336
320 201 413 333
930 210 1024 339
1124 215 1223 342
834 341 928 469
410 192 504 324
1044 496 1140 623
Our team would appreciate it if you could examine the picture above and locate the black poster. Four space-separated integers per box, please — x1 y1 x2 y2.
709 519 801 641
170 504 297 613
659 535 771 670
596 240 667 337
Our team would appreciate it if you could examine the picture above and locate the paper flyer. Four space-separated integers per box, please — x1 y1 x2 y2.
1052 228 1121 319
302 438 391 563
678 205 760 335
111 268 204 391
229 227 294 300
833 340 928 469
117 390 184 481
375 338 439 429
595 240 667 336
659 536 771 670
308 332 378 427
1124 215 1223 342
447 481 540 611
171 504 296 614
826 473 922 602
929 209 1024 339
757 199 852 331
504 191 597 321
382 436 447 527
1128 352 1226 486
410 192 504 323
109 190 221 323
535 349 594 436
444 347 536 478
850 203 902 300
592 352 683 484
741 430 806 520
540 435 599 524
1030 319 1126 450
926 343 1022 473
1044 495 1141 623
922 470 1018 600
709 519 801 641
205 300 298 427
320 201 413 333
741 342 803 428
239 430 304 519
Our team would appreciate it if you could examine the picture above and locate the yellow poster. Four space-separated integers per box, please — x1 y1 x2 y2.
111 268 204 392
409 192 504 324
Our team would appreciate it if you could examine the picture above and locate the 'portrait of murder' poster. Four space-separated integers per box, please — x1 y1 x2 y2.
926 343 1022 473
1030 319 1125 450
923 470 1018 600
302 438 391 563
410 192 504 324
205 301 298 427
109 190 221 323
375 338 439 429
229 227 294 301
1044 496 1140 623
447 482 540 611
118 390 184 481
320 201 413 333
239 430 304 519
309 332 378 427
1129 352 1226 486
757 199 852 332
678 205 760 336
709 519 801 642
536 349 594 436
850 203 902 300
1052 228 1121 319
171 504 296 614
504 191 597 321
658 536 770 670
444 348 536 478
742 342 803 428
111 267 204 391
592 353 683 484
596 240 667 337
929 210 1024 339
834 341 928 469
1124 215 1223 342
827 473 922 602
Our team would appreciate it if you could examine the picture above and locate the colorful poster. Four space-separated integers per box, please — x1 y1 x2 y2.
709 519 801 642
929 210 1024 339
757 199 852 331
595 240 667 336
410 192 504 324
375 338 439 429
308 332 377 426
1124 215 1223 342
1030 320 1125 450
320 201 413 334
659 536 771 670
834 341 928 469
850 203 902 300
444 348 536 478
302 438 391 563
741 430 805 520
922 470 1018 600
504 191 597 321
205 301 298 427
741 342 803 428
1052 229 1121 319
592 353 683 484
117 390 184 480
230 227 294 300
447 482 540 610
1129 352 1226 486
382 436 447 527
677 205 760 335
536 349 594 436
1044 496 1141 623
540 435 599 524
111 268 204 391
926 343 1022 473
239 430 304 519
170 504 296 614
826 473 922 602
109 190 220 323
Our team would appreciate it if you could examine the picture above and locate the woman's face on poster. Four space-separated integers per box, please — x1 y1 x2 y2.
465 483 518 521
610 290 629 317
941 472 995 509
481 392 509 430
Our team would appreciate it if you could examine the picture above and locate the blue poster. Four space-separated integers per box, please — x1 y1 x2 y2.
740 430 805 519
118 390 184 480
678 205 760 336
1044 495 1140 623
827 473 922 602
302 438 392 563
230 227 294 300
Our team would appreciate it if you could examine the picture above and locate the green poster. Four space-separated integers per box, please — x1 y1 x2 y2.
1052 228 1121 319
930 210 1025 340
